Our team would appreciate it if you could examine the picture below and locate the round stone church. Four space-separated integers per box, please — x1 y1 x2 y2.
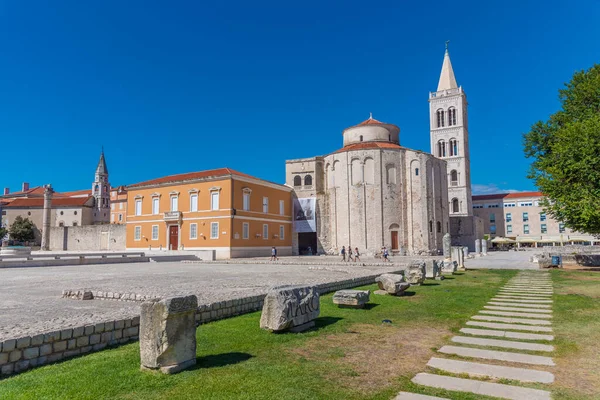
286 115 449 256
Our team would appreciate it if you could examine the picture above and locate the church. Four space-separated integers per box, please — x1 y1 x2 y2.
286 45 482 256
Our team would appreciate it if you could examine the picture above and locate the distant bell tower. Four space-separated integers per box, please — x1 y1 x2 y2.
92 149 111 224
429 42 472 216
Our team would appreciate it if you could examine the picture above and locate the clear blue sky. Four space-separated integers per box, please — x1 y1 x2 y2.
1 1 599 194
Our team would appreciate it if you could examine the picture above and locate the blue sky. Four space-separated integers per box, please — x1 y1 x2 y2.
1 1 599 194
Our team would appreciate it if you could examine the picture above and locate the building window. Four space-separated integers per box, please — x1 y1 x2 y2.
74 211 77 215
415 168 419 176
448 107 457 126
263 197 269 213
437 140 446 157
293 176 302 187
190 194 198 212
243 192 250 211
304 175 312 187
170 196 178 212
359 135 363 142
152 198 159 215
449 138 458 156
60 211 64 216
504 202 516 208
152 225 159 240
134 226 141 241
118 214 122 222
72 222 78 227
190 223 197 239
490 224 496 234
436 221 441 233
523 212 529 222
211 192 219 211
524 224 530 234
541 223 547 234
559 223 565 233
59 222 64 227
450 170 458 186
452 198 459 213
473 204 483 209
111 214 115 222
386 165 397 184
210 222 219 239
135 199 142 216
506 213 512 222
279 200 284 215
119 202 123 210
507 224 512 234
242 222 249 239
436 109 445 128
490 213 495 223
429 220 433 233
279 225 284 240
518 201 533 207
540 212 546 221
263 224 268 239
111 203 115 210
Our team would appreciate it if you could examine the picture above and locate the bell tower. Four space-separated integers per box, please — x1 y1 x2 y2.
92 149 111 224
429 42 472 216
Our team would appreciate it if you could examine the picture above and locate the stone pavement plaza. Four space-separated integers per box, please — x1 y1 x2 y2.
0 260 402 341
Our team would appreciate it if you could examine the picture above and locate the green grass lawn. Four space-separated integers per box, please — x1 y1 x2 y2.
0 270 515 400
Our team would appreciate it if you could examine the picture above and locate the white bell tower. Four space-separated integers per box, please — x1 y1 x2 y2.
92 149 111 224
429 42 472 216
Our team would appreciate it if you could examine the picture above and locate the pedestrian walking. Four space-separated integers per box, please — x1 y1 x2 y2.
354 247 360 262
307 246 312 255
340 246 346 262
347 246 354 262
382 246 390 262
270 246 278 261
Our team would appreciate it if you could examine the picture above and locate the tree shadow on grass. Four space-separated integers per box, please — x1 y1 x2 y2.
193 352 253 369
420 282 440 286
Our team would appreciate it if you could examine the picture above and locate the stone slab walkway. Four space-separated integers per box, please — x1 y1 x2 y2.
398 271 555 399
394 392 449 400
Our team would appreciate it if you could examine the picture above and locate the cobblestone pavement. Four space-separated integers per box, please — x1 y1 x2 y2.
0 261 400 341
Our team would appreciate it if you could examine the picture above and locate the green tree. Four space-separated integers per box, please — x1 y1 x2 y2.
8 216 37 242
523 64 600 234
0 226 8 241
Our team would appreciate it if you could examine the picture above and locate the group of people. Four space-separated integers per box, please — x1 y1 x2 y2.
339 246 361 262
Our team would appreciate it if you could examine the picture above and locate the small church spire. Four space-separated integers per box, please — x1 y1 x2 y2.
96 148 108 176
369 112 373 119
437 41 458 91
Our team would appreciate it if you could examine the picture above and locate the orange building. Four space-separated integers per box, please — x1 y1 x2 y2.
110 186 127 224
125 168 292 259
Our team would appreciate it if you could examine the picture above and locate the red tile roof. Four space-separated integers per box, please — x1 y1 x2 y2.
127 168 256 189
472 191 543 201
0 186 46 198
333 142 403 154
57 189 92 197
3 196 93 208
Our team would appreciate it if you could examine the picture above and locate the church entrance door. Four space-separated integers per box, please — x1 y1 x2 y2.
391 231 398 250
169 225 179 250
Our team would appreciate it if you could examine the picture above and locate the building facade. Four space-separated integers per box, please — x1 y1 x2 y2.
286 116 449 256
125 168 293 259
110 186 127 224
472 191 597 246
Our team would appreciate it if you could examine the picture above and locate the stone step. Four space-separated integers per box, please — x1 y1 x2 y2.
412 373 552 400
394 392 449 400
479 310 552 319
488 301 552 309
498 293 552 298
500 289 553 294
472 315 552 325
491 298 552 304
496 295 553 301
438 345 555 366
451 336 554 352
427 357 555 383
466 321 553 332
460 328 554 341
484 305 552 314
501 286 553 290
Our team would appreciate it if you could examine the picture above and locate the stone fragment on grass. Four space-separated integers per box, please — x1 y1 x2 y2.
406 261 426 285
332 290 370 308
260 285 320 332
375 274 410 296
140 295 198 374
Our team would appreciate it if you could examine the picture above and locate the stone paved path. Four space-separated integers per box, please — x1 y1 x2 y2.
397 271 555 399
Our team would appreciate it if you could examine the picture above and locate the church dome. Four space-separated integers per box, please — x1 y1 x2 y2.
342 114 400 147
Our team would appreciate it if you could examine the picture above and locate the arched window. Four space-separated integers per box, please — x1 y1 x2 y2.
364 158 375 184
359 135 363 142
449 138 458 156
437 140 446 157
448 107 457 126
304 175 312 187
452 198 459 213
450 170 458 186
436 221 442 233
429 220 433 232
386 164 397 185
293 176 302 187
436 109 445 128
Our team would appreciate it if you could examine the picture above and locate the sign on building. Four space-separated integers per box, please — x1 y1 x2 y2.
293 197 316 233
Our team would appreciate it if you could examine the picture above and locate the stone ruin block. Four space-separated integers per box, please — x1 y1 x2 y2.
62 290 93 300
374 274 410 296
332 290 370 308
439 259 458 274
406 261 426 285
140 295 198 374
425 260 443 280
260 285 320 333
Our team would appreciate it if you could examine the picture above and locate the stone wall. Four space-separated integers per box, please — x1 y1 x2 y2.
450 215 484 252
0 269 403 377
49 224 126 251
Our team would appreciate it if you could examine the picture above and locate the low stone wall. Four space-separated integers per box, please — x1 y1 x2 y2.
49 225 126 251
0 269 403 377
0 317 139 376
0 255 149 269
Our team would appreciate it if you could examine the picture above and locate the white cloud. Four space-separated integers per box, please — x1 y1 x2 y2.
471 183 523 195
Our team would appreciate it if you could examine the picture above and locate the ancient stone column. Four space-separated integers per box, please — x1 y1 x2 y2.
140 295 198 374
40 184 53 251
443 233 451 259
463 246 469 258
482 239 488 255
475 239 481 255
260 285 320 332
